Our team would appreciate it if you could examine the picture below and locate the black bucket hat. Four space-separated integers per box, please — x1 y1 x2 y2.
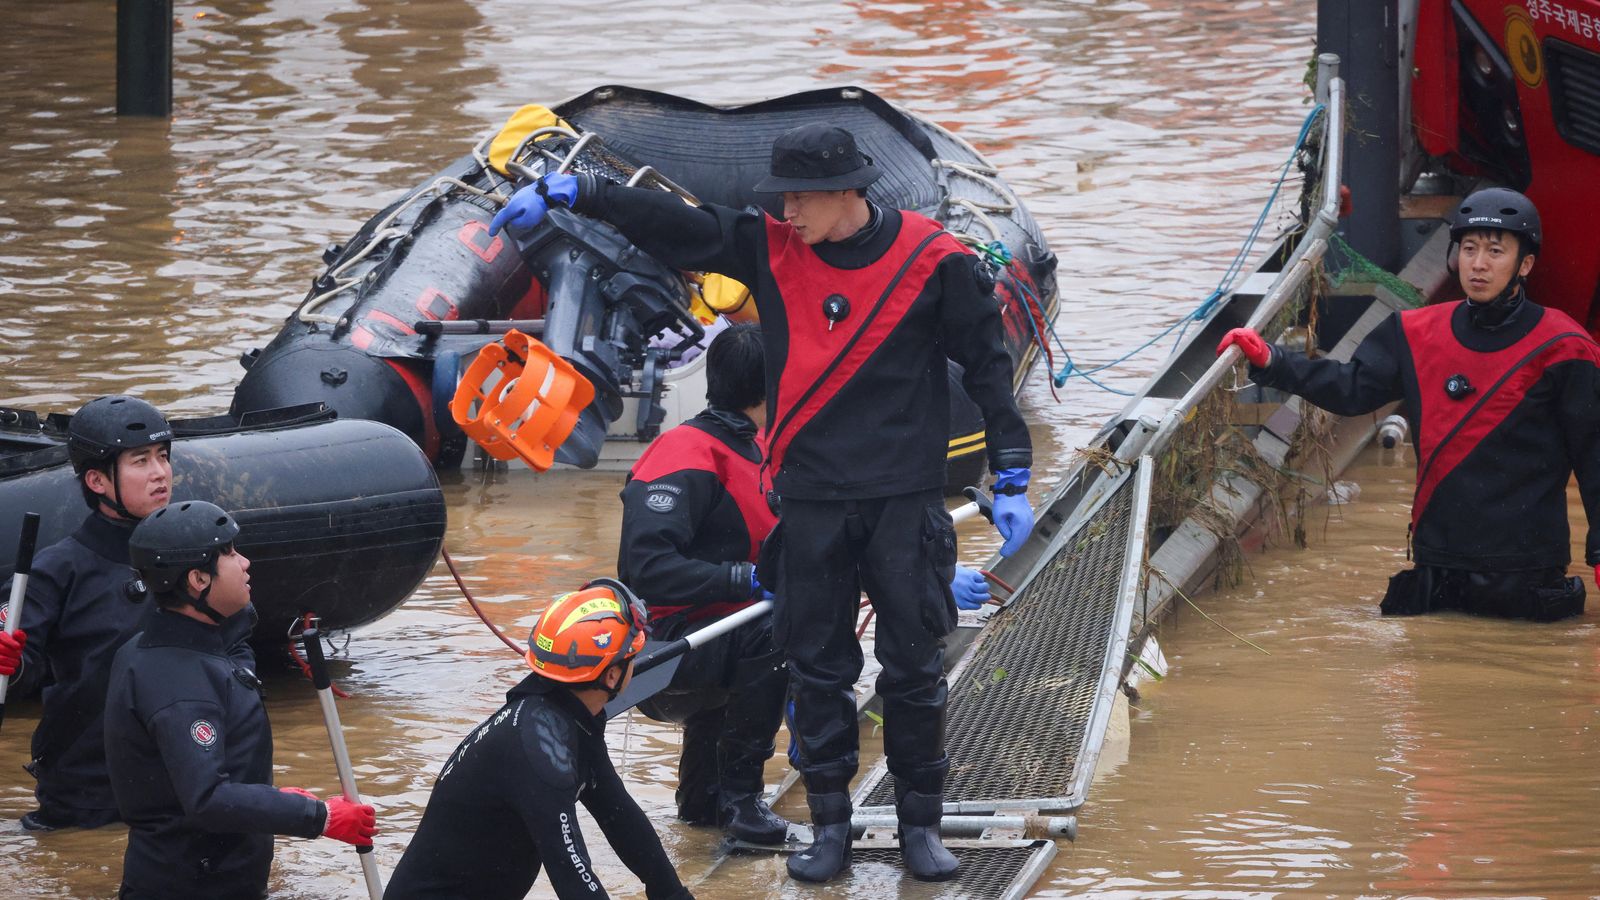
753 123 881 194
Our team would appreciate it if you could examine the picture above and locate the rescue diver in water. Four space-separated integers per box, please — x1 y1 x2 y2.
1218 187 1600 620
385 580 692 900
492 122 1035 883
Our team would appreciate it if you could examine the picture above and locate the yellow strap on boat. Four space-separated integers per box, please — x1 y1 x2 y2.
488 105 574 176
701 273 757 322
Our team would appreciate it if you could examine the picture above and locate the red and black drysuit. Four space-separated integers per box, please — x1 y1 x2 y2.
384 674 690 900
1249 296 1600 620
617 407 785 824
572 181 1030 803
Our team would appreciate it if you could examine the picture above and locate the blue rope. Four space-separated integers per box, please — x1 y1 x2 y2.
987 103 1326 395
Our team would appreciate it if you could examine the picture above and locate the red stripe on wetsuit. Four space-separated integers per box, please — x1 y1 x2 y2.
1405 301 1599 526
760 211 965 482
630 422 777 624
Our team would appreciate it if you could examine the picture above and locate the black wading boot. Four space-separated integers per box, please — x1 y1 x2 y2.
717 645 791 843
895 779 959 881
719 790 790 844
787 792 853 882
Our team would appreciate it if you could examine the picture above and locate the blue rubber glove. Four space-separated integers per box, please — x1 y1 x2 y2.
488 185 549 237
992 467 1033 557
537 172 580 208
750 566 774 602
785 698 800 765
950 565 990 610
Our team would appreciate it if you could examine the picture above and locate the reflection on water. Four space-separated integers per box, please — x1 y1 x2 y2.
13 1 1593 898
1048 449 1600 897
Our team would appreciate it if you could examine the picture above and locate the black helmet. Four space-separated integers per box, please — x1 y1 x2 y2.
130 501 240 595
1448 187 1542 254
68 396 174 474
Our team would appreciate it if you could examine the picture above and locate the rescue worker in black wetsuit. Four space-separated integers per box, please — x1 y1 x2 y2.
491 123 1036 883
617 322 790 844
104 500 377 899
1218 188 1600 620
0 396 174 831
385 579 692 900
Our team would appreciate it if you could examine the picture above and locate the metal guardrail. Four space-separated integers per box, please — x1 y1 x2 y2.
1143 54 1344 461
1019 59 1348 553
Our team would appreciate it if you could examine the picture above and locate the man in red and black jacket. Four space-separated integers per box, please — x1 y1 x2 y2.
617 323 790 846
492 123 1035 883
1219 188 1600 620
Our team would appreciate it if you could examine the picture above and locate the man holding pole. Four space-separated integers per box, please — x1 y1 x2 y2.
617 322 790 843
0 396 174 832
103 500 376 899
385 580 692 900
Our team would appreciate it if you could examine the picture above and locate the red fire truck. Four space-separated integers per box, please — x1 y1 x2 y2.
1411 0 1600 335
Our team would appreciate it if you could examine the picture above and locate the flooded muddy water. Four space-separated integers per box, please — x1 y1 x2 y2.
5 0 1594 896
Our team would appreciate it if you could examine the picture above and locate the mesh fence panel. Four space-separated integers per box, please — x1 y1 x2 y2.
752 843 1050 900
864 475 1135 809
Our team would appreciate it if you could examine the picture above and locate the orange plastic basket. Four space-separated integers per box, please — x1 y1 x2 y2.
449 329 596 471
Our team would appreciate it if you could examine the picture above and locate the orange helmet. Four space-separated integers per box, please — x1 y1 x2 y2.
526 578 648 684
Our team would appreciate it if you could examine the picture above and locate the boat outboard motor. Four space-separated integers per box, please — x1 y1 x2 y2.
508 205 703 467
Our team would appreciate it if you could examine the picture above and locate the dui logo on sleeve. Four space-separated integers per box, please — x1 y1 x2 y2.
646 492 677 513
190 720 218 747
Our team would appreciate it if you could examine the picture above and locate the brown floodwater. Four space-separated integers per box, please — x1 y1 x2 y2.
4 0 1595 897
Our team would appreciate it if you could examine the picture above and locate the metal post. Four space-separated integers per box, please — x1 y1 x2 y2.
1315 52 1339 106
1318 0 1401 271
117 0 173 117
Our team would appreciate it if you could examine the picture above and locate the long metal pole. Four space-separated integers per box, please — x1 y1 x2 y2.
301 628 383 900
631 498 985 676
0 513 42 730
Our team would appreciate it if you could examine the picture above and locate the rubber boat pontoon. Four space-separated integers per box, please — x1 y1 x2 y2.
0 404 446 638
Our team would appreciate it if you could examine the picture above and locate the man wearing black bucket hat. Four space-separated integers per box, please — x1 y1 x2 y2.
1218 187 1600 621
492 121 1035 883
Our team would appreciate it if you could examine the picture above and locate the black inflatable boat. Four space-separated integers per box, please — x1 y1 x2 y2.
0 404 445 638
230 86 1058 488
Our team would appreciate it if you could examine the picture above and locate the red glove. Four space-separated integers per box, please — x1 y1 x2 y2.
323 796 377 847
1593 564 1599 586
0 630 26 678
1217 328 1271 368
279 786 318 801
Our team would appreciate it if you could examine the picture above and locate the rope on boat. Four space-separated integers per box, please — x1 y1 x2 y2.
984 103 1329 396
297 175 511 324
